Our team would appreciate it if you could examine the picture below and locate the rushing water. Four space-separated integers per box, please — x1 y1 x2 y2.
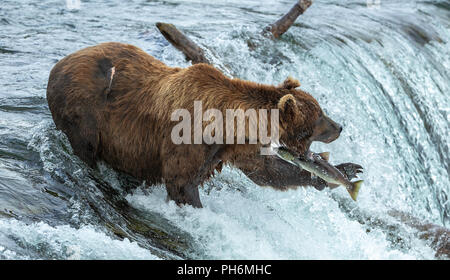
0 0 449 259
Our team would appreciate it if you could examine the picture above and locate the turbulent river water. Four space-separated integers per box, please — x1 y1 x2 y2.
0 0 449 259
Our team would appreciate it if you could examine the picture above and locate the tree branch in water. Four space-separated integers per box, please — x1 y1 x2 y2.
156 22 210 64
263 0 312 39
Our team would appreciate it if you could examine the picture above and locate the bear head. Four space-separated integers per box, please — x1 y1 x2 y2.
276 77 342 156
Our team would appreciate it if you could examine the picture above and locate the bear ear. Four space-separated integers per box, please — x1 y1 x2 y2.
279 76 301 89
278 94 298 115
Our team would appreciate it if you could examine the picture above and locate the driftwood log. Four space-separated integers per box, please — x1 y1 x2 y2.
156 0 312 63
155 2 449 259
156 22 210 64
263 0 312 39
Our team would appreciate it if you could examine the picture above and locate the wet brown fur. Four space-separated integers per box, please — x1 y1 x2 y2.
47 42 340 207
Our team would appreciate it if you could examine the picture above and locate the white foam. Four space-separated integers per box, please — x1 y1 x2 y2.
126 167 435 260
0 219 159 260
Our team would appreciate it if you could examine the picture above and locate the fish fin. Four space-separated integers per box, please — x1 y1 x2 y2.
349 180 363 201
319 152 330 161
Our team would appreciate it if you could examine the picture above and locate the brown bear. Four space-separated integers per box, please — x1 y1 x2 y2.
46 42 360 208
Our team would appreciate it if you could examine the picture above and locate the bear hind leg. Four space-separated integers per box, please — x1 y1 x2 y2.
59 111 100 168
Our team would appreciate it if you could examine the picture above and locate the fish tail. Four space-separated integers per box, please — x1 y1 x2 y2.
348 180 363 201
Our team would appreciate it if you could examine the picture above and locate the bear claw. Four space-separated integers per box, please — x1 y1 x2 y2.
335 163 364 180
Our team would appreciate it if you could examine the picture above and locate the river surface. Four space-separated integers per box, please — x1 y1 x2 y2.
0 0 449 259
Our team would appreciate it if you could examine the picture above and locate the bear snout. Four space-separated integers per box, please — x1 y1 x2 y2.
310 114 342 144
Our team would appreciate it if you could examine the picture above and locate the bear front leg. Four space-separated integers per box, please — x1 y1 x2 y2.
232 154 326 190
165 181 202 208
162 144 222 208
232 154 362 191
